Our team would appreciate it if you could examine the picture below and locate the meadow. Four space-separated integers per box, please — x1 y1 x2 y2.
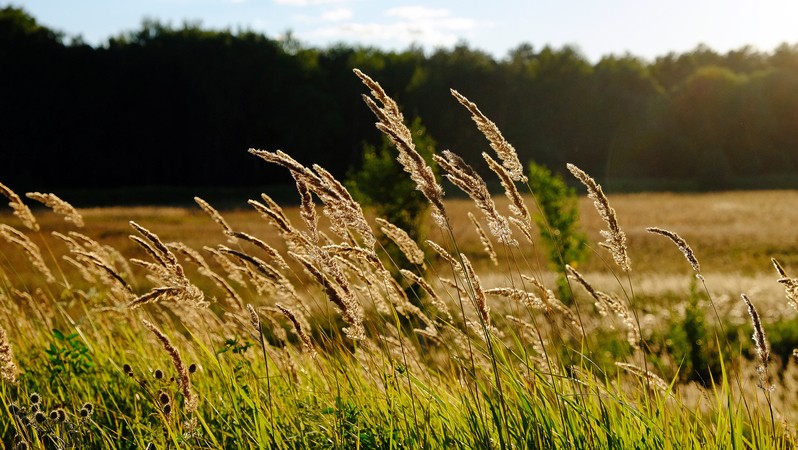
1 70 798 449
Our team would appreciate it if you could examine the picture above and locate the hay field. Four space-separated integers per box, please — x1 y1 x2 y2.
18 188 795 272
17 188 792 294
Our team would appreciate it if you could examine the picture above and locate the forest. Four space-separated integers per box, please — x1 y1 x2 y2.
2 6 798 194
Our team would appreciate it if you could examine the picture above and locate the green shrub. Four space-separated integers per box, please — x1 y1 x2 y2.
527 161 587 301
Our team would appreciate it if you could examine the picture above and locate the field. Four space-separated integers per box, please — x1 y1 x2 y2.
2 71 798 449
33 189 798 309
1 185 798 449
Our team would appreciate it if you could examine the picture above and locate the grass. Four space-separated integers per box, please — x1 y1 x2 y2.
1 71 798 449
1 190 797 449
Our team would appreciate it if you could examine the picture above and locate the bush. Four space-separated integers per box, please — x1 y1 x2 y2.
527 161 587 301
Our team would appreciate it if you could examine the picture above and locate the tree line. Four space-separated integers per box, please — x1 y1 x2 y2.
2 6 797 193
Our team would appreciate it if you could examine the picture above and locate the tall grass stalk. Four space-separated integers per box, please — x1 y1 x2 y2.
0 69 792 449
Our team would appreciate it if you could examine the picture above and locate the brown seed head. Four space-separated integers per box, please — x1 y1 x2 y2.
451 89 527 182
0 182 38 231
353 69 448 228
741 293 771 390
194 197 236 242
0 324 18 384
375 218 425 266
468 212 498 266
276 303 316 356
434 150 516 246
26 192 84 227
142 320 197 413
646 227 700 272
567 164 630 272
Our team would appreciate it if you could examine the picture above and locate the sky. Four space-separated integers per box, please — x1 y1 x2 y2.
9 0 798 63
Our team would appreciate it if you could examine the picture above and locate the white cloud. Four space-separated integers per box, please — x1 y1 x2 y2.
320 8 353 22
386 6 449 21
308 6 480 48
274 0 348 6
293 7 353 24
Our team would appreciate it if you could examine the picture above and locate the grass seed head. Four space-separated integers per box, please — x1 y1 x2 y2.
0 325 18 384
772 258 798 311
451 89 527 183
468 212 499 266
354 69 448 228
246 304 260 331
142 319 198 413
741 293 772 390
26 192 84 227
277 303 316 356
376 218 425 266
646 227 700 272
0 225 56 285
0 182 39 231
434 150 517 247
194 196 237 243
567 163 630 272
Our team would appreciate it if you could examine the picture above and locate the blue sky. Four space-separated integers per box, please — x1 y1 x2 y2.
10 0 798 62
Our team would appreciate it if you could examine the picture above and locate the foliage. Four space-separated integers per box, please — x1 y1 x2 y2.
656 281 722 385
45 328 94 380
527 161 587 300
4 6 798 192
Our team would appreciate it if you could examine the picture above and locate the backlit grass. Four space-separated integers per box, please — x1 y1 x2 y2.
0 71 797 449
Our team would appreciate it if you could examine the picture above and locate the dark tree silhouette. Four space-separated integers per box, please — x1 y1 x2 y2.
2 6 798 200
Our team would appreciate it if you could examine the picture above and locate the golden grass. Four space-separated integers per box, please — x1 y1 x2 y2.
599 190 798 273
2 70 796 448
4 189 795 281
3 191 792 353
